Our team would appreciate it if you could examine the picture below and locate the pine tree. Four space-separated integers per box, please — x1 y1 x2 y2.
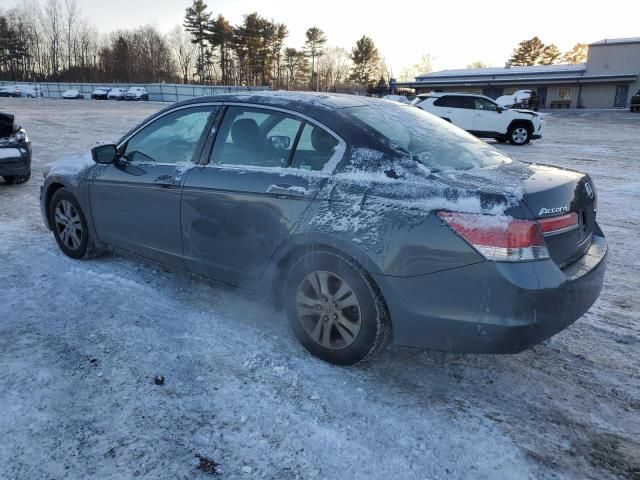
350 35 379 87
562 43 588 64
183 0 211 83
509 37 546 66
209 15 233 85
304 27 327 91
540 44 561 65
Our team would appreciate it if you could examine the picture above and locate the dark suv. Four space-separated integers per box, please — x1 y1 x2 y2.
0 113 32 184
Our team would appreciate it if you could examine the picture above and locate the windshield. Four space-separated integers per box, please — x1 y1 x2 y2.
345 103 510 172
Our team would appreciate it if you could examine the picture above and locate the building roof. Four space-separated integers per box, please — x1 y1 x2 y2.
416 64 585 80
590 37 640 46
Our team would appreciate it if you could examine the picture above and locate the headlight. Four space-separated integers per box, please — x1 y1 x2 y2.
14 129 28 143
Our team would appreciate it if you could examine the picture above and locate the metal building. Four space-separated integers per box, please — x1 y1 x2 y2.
395 37 640 109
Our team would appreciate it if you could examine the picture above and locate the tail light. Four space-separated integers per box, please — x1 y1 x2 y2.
437 212 549 262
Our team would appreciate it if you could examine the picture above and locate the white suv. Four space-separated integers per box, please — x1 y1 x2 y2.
412 92 544 145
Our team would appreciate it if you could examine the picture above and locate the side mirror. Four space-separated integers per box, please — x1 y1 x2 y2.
496 106 504 113
269 135 291 150
91 144 118 164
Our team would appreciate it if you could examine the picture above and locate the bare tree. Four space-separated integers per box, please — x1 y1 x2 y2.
317 46 351 92
168 24 196 83
42 0 62 74
63 0 79 69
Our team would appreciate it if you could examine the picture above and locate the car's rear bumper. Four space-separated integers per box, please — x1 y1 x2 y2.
375 232 607 354
0 146 31 176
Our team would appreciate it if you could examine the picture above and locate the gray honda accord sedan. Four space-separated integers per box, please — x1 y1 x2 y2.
40 92 607 365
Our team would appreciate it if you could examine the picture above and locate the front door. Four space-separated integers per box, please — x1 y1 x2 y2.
471 97 505 134
89 105 216 268
181 105 344 288
614 85 629 108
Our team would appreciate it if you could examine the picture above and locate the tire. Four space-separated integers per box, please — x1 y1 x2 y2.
49 188 104 260
3 171 30 184
508 123 531 145
284 250 390 365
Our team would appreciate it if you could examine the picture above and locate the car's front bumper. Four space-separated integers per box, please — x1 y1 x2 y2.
375 232 607 353
0 145 31 177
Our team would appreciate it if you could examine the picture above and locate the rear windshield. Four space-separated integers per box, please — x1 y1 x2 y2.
344 103 509 172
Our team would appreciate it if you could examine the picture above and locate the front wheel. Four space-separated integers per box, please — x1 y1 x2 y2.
3 172 30 184
284 250 390 365
49 188 103 260
508 124 531 145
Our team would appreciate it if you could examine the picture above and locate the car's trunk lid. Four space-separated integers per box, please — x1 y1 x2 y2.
521 164 597 268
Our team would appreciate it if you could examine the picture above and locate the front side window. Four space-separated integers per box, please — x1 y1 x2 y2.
124 106 213 164
474 98 499 111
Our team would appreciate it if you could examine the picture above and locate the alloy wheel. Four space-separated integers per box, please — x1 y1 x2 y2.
296 271 362 350
54 200 83 251
512 127 529 144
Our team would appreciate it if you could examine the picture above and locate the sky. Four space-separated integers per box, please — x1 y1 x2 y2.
15 0 640 75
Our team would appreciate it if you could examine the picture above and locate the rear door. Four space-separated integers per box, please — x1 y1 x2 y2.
181 105 345 287
89 105 216 268
434 96 475 130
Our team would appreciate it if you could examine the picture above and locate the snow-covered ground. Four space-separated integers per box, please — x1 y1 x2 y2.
1 99 639 479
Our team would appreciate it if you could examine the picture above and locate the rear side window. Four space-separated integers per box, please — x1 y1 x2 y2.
210 106 341 172
211 107 302 168
290 123 339 171
434 96 475 109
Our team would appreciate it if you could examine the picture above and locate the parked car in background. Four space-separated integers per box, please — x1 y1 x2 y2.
125 87 149 101
62 89 84 100
496 90 539 110
40 92 606 365
0 85 42 98
0 86 20 97
630 89 640 112
382 94 410 104
91 87 111 100
413 92 544 145
107 88 126 100
15 85 43 98
0 112 31 184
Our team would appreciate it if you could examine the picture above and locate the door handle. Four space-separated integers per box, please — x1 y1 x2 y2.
154 175 179 189
266 184 306 198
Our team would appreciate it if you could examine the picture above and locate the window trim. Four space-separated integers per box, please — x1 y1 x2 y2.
203 102 346 175
116 103 220 167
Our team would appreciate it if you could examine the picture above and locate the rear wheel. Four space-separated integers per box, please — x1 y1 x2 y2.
284 250 390 365
508 123 531 145
49 188 103 260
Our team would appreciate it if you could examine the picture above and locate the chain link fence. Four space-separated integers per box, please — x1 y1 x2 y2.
0 81 270 102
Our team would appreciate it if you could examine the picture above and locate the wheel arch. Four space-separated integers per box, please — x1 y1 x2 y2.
508 118 534 133
265 233 388 311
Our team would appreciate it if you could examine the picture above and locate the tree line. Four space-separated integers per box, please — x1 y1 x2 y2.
508 37 588 67
0 0 590 88
0 0 387 92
